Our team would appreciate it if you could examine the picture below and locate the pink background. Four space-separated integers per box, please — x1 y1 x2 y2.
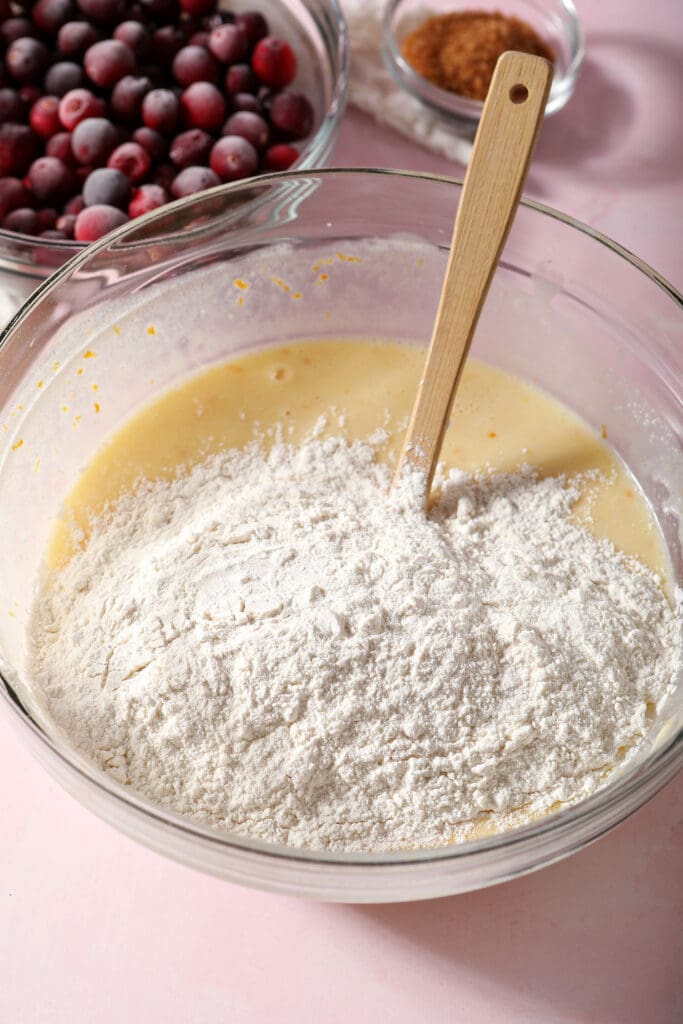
1 1 681 1020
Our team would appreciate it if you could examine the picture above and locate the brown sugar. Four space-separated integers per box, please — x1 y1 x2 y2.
401 10 555 101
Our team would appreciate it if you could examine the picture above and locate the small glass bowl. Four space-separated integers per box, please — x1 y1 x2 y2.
0 0 349 325
383 0 584 131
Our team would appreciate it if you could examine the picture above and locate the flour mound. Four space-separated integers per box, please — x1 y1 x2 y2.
29 437 678 851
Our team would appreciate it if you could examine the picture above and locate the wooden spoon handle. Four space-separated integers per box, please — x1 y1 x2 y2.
393 52 553 500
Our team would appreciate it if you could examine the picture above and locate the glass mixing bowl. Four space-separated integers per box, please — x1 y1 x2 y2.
0 0 349 326
0 169 680 902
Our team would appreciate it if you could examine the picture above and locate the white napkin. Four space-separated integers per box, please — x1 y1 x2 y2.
339 0 473 164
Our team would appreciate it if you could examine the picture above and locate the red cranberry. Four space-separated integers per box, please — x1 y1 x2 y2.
1 19 37 46
140 0 180 20
269 91 313 141
19 85 42 107
75 0 126 24
129 182 168 218
153 162 175 190
84 40 136 89
179 0 215 16
58 88 105 131
141 89 179 134
132 125 167 161
0 123 40 176
235 11 268 45
82 166 130 208
114 21 150 59
0 89 27 123
27 156 77 202
263 143 298 171
173 45 219 87
71 117 118 165
188 31 210 48
0 176 32 218
111 75 152 123
44 61 84 97
29 95 62 139
251 37 297 89
222 110 268 149
32 0 75 35
46 131 74 163
169 127 211 167
36 207 58 231
170 164 219 197
208 24 247 65
225 64 258 96
209 135 257 181
74 203 128 241
63 192 85 215
180 81 225 132
150 26 184 67
57 21 100 58
6 38 51 84
56 211 77 237
2 206 39 233
107 141 150 183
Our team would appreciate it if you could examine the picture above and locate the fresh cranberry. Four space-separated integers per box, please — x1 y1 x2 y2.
180 81 225 132
235 12 268 45
208 24 247 65
225 64 258 96
56 211 77 237
74 202 127 240
132 125 166 161
222 110 268 150
58 88 105 131
0 89 26 123
170 164 219 198
82 166 130 208
75 0 126 24
128 182 168 218
0 176 32 218
19 85 42 107
169 127 211 167
36 207 58 231
27 156 77 202
173 45 219 87
32 0 75 35
209 135 257 181
140 0 180 20
29 96 62 139
45 131 74 163
269 91 313 140
6 38 51 84
150 26 184 67
2 206 39 233
153 162 175 190
251 37 297 89
188 30 210 48
111 75 152 123
57 20 100 57
63 192 85 215
71 116 118 165
141 88 179 134
0 123 40 176
180 0 215 16
84 40 136 89
44 61 84 97
107 141 150 183
0 19 37 46
114 21 150 59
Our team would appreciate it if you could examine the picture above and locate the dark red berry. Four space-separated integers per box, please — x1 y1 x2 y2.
32 0 75 35
84 40 136 89
27 156 77 202
269 91 313 140
107 141 150 183
0 19 37 46
113 21 150 59
82 166 130 208
6 38 51 84
0 123 40 176
140 0 179 20
141 89 179 134
29 95 61 139
251 37 297 89
36 207 58 231
179 0 215 16
170 165 220 197
172 45 218 87
74 203 127 240
44 61 84 97
63 192 85 215
132 125 166 161
71 116 118 165
225 64 258 96
209 135 257 181
235 11 268 46
150 26 183 67
46 131 74 163
0 176 32 218
128 182 168 218
40 228 67 239
56 211 77 236
208 24 247 65
2 207 39 233
153 162 174 190
169 127 211 167
180 81 225 132
58 88 105 131
222 110 268 149
57 21 100 58
75 0 126 24
0 89 27 123
19 85 42 107
110 75 152 123
188 30 210 48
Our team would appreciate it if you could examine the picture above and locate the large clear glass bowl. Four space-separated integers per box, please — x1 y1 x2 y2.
0 0 349 325
0 169 680 902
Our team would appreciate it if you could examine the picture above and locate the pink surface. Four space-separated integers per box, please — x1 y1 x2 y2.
1 1 681 1020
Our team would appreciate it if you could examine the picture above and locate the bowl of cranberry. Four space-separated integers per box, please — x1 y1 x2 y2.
0 0 348 319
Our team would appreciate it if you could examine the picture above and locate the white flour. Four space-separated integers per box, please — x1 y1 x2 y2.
28 437 678 851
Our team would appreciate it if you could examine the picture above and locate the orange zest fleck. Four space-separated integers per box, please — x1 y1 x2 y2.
11 438 23 450
601 424 607 439
147 325 156 336
488 431 497 438
92 383 98 391
83 350 96 359
113 325 121 336
37 380 44 388
93 402 100 413
234 278 249 290
77 368 84 376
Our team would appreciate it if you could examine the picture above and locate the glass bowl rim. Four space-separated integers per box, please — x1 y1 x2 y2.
0 166 680 872
381 0 585 122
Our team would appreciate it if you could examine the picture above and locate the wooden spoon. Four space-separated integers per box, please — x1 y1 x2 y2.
393 51 553 502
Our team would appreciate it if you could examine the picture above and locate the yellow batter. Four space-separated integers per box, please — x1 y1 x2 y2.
49 338 667 583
